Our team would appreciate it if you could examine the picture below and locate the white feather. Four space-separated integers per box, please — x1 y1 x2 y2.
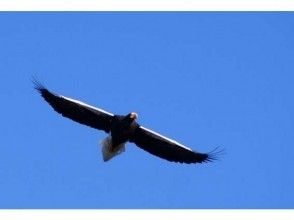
100 136 125 162
139 126 193 151
61 95 114 116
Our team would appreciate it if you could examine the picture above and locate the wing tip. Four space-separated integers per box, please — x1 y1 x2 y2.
203 146 226 163
31 76 47 94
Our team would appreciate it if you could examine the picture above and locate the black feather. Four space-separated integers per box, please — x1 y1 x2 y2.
33 78 114 133
205 146 226 162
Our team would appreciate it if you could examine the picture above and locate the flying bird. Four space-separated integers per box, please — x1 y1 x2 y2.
33 80 221 164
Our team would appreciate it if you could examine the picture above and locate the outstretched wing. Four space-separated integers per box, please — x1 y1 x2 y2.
33 80 114 133
130 126 220 164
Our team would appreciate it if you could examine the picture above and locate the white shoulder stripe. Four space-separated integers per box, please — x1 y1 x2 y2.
61 95 114 117
139 126 192 151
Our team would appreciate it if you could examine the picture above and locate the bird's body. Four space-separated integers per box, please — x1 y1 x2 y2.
101 113 139 161
110 113 138 149
33 79 221 164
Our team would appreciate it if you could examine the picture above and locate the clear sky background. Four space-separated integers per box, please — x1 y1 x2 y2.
0 12 293 208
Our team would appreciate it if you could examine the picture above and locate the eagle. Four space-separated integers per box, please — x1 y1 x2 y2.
33 80 221 164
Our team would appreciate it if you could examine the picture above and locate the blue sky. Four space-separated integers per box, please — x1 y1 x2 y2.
0 12 293 208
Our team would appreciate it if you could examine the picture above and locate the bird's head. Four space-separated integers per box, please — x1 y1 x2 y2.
129 112 138 120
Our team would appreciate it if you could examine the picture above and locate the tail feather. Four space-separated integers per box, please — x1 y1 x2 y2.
100 136 125 162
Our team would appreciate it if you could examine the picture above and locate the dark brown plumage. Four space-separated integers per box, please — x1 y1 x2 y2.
33 79 222 164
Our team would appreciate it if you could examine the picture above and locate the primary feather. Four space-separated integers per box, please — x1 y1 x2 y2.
34 79 223 164
33 79 113 133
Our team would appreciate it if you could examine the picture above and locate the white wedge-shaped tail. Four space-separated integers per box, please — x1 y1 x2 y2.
100 136 126 162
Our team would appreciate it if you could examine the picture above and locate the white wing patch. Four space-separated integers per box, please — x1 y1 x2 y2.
61 95 114 117
139 126 193 151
